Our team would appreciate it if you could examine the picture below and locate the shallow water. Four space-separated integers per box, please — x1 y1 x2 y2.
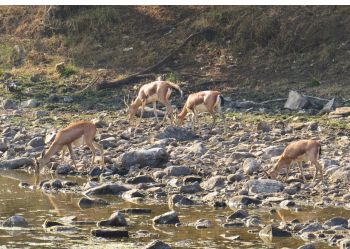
0 170 343 248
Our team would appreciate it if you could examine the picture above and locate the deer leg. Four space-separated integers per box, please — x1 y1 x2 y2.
67 144 78 168
138 101 146 126
283 163 291 182
313 161 323 184
61 146 67 162
86 141 96 165
152 101 159 123
93 141 104 166
297 162 306 182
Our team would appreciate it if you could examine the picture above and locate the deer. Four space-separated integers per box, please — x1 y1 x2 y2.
35 120 104 172
177 90 225 132
265 139 323 184
125 80 183 126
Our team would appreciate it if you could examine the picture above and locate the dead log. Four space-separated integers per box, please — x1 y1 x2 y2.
96 28 215 90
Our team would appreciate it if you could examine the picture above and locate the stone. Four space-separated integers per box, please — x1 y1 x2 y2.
144 240 171 249
155 126 198 141
78 197 110 208
89 166 102 177
183 175 202 184
168 194 195 206
84 183 131 196
279 200 295 209
120 208 152 215
186 142 207 155
91 229 129 238
153 211 180 225
259 224 291 239
299 222 324 233
262 146 284 159
0 141 8 152
0 157 33 169
120 148 169 169
201 176 225 190
28 137 45 148
297 243 316 249
227 209 249 220
22 99 39 108
2 215 28 227
227 172 245 182
257 121 271 132
243 158 260 175
330 169 350 183
122 189 145 202
223 221 244 228
43 219 64 228
179 182 202 194
126 175 155 184
233 100 260 109
231 152 255 159
329 107 350 118
284 90 309 110
339 239 350 249
97 211 128 227
164 166 191 176
228 196 261 208
195 219 212 229
323 217 348 228
245 179 284 194
30 73 42 82
55 62 65 74
56 164 73 175
63 96 74 103
2 99 17 110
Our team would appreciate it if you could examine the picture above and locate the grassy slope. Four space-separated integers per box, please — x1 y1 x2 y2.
1 6 350 107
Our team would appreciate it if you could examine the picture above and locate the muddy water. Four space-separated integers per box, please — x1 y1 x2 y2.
0 170 342 248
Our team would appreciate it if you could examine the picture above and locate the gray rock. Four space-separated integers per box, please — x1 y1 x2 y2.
324 217 348 228
259 224 291 239
63 96 74 103
91 229 129 238
0 141 8 152
2 215 28 227
153 211 179 225
246 179 284 194
22 99 40 108
231 151 255 159
89 166 102 177
186 142 207 155
257 121 271 132
297 243 316 249
144 240 171 249
227 209 249 220
179 182 202 194
330 169 350 183
195 219 212 229
99 137 117 149
120 147 169 169
97 211 128 227
56 164 73 175
223 221 244 227
228 196 261 208
243 158 260 175
122 189 145 202
169 194 195 206
28 137 45 148
164 166 191 176
155 126 198 141
262 146 284 159
0 157 33 169
126 175 155 184
299 222 324 233
233 100 260 109
201 176 225 190
84 183 131 196
227 172 245 182
183 175 202 184
120 208 152 215
284 90 309 110
2 99 17 110
30 73 42 82
78 197 110 208
339 239 350 249
279 200 295 209
43 219 65 228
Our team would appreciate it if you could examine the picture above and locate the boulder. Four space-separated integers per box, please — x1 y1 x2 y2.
120 148 169 169
155 126 198 141
243 158 260 175
201 176 225 190
97 211 128 227
323 217 348 228
78 197 110 208
28 137 45 148
153 211 179 225
186 142 207 155
179 182 202 194
164 166 191 176
126 175 155 184
227 209 249 220
84 183 131 196
284 90 309 110
168 194 195 206
246 179 284 194
299 222 324 233
0 157 33 169
2 99 17 110
56 164 73 175
259 224 291 239
122 189 145 202
262 146 284 159
228 196 261 208
195 219 212 229
91 229 129 238
2 215 28 227
144 240 171 249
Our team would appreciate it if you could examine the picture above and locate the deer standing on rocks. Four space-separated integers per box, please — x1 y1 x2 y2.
35 120 104 171
266 139 323 184
125 80 183 126
177 90 225 132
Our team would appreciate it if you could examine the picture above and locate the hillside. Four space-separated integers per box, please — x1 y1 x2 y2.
1 6 350 107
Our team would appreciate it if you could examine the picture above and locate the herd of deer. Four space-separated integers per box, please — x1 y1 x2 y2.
34 80 324 185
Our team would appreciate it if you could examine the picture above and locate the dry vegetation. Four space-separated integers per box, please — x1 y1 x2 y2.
1 6 350 101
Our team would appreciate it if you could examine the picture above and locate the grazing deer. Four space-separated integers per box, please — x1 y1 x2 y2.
35 120 104 171
125 80 183 126
266 139 323 184
177 90 225 131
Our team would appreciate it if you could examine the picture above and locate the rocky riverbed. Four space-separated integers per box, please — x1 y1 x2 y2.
1 105 350 248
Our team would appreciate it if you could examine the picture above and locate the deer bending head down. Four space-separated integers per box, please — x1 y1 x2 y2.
177 90 225 131
35 120 104 171
125 80 183 126
266 139 323 184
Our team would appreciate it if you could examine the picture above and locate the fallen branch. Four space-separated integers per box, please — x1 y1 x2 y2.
96 28 215 90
